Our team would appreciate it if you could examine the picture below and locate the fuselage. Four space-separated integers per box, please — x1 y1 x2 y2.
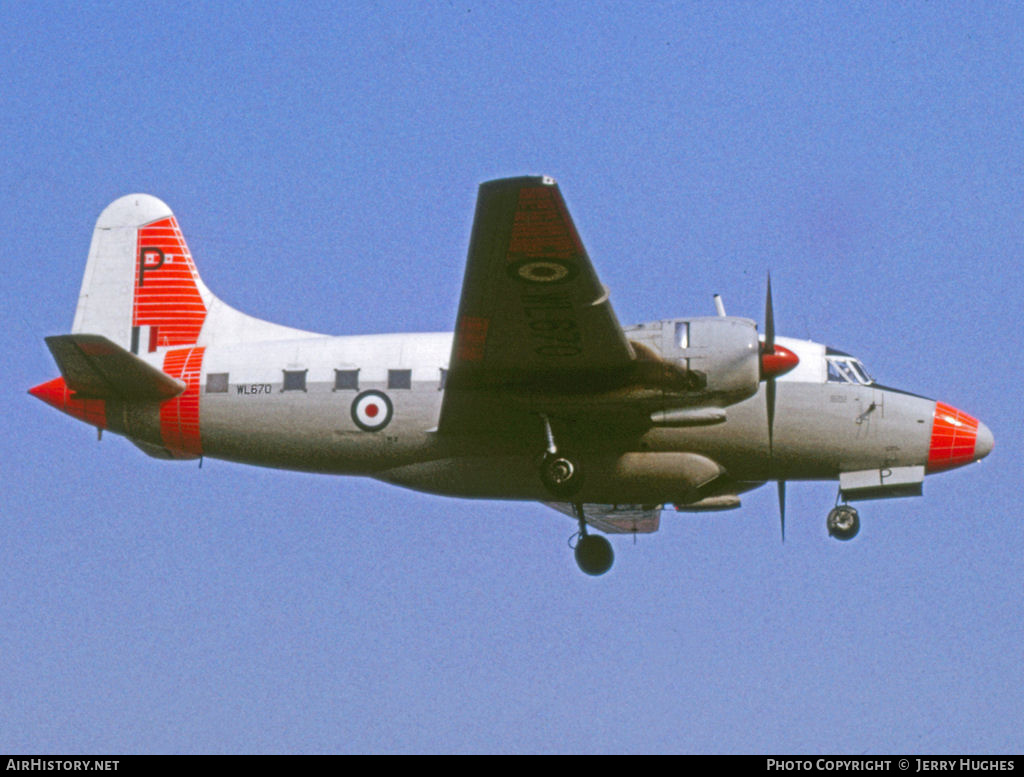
33 326 990 507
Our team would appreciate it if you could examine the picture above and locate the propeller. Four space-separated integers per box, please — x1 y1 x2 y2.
760 274 798 541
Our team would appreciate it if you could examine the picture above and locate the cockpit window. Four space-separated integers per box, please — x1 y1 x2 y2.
826 356 874 385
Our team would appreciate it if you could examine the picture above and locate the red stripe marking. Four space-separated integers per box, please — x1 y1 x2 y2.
133 216 207 347
160 347 204 458
455 316 489 362
507 185 584 260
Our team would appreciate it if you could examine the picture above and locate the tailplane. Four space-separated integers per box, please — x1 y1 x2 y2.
29 334 186 433
43 334 186 400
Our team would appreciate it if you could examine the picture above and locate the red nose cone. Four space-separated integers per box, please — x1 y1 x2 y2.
927 402 992 473
760 343 799 380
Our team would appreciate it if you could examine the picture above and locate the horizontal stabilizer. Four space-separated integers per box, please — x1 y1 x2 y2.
44 334 186 400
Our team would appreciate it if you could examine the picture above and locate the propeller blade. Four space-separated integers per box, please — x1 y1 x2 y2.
763 273 788 543
778 480 786 543
764 274 778 464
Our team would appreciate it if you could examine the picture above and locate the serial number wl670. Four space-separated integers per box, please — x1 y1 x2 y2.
236 383 272 395
520 291 582 357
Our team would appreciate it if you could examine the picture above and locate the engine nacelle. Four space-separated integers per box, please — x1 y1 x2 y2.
666 316 761 404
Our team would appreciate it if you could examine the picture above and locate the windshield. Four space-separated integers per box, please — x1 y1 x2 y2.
826 355 874 385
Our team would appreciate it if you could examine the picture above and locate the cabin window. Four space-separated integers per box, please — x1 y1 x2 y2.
282 369 308 392
388 369 412 389
206 373 229 393
334 369 360 391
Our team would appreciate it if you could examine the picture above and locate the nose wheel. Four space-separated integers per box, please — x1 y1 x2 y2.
827 504 860 540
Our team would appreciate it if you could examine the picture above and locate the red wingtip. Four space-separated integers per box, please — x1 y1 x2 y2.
760 343 799 380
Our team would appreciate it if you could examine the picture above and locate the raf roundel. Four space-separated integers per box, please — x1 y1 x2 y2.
507 257 578 284
351 390 393 432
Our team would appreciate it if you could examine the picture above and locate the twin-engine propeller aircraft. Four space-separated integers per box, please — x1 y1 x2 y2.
31 176 993 575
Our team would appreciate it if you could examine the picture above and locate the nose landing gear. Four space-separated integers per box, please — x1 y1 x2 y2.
827 503 860 541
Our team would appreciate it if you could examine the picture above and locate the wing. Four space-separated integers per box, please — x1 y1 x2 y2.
543 502 662 534
439 176 637 434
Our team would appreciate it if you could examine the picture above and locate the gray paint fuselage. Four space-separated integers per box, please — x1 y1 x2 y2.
132 331 941 505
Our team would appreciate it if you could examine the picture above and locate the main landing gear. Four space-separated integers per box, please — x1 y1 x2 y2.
827 502 860 541
571 503 614 576
541 453 583 497
538 415 612 575
537 414 583 498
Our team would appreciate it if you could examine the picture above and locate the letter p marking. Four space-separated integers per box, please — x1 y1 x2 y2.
138 247 165 287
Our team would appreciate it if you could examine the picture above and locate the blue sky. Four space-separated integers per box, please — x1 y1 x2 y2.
2 2 1021 754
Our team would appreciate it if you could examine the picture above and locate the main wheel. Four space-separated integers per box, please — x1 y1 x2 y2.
575 534 614 576
540 452 584 498
827 505 860 540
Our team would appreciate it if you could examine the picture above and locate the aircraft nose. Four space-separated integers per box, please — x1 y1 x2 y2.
975 420 994 460
926 402 992 473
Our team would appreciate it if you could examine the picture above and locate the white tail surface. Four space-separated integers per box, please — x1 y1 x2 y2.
72 194 320 353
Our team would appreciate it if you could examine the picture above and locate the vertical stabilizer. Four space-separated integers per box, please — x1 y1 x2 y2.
72 194 212 354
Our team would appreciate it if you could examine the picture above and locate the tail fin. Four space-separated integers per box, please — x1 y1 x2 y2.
72 194 212 354
71 194 319 350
